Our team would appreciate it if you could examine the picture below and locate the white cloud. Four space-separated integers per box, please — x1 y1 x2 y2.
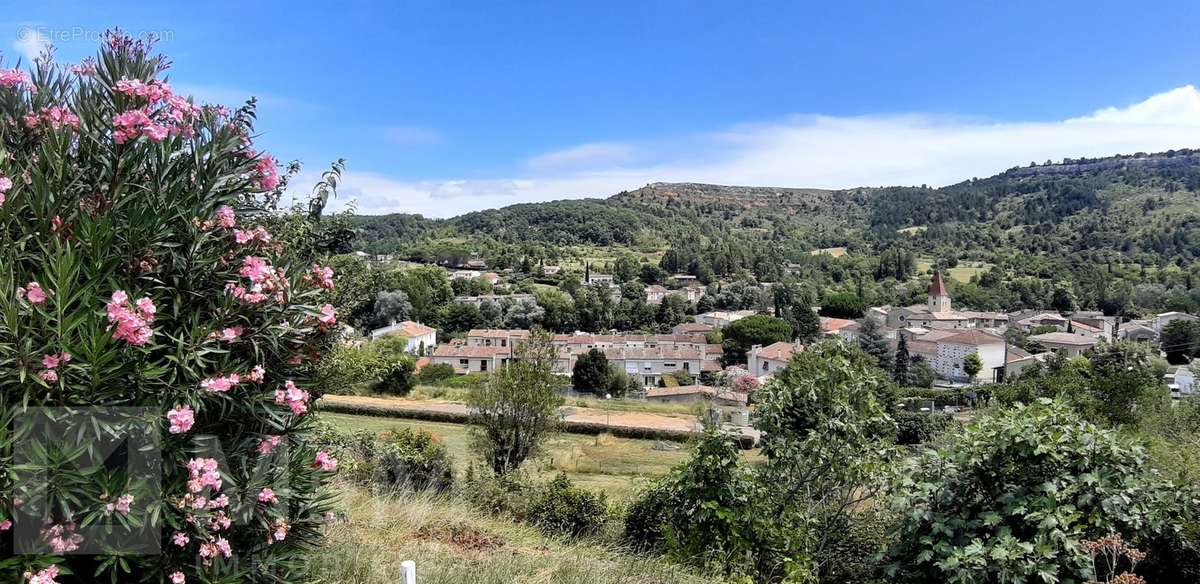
311 86 1200 218
11 27 49 63
525 142 634 171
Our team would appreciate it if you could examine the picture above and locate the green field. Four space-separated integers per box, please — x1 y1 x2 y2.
311 487 718 584
916 258 992 283
320 412 703 499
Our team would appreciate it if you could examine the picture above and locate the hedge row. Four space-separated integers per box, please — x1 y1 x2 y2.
316 399 756 448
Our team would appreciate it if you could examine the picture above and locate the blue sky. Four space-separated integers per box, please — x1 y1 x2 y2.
6 1 1200 216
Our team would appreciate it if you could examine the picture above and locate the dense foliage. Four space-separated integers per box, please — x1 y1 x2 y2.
0 35 339 582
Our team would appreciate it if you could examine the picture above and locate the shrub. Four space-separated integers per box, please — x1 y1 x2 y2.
0 35 338 582
416 362 456 384
893 411 953 445
816 505 897 584
525 474 607 538
371 429 454 492
885 399 1195 583
317 340 414 395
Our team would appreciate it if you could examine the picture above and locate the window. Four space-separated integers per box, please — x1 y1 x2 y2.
762 362 769 372
480 360 488 372
459 359 468 366
683 362 691 372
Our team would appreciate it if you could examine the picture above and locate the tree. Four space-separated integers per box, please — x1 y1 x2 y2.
369 290 413 329
885 399 1191 584
571 348 612 394
502 298 545 329
439 302 481 333
721 314 793 366
1161 319 1200 364
857 317 894 373
909 358 935 388
468 330 565 474
0 35 337 582
1085 341 1167 426
819 292 866 318
961 351 983 381
893 334 911 385
1051 284 1078 313
791 301 821 343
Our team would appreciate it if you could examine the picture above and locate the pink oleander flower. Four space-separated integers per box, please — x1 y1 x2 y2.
43 523 83 553
23 565 59 584
167 405 195 434
309 264 335 289
216 205 236 228
0 175 13 193
38 369 58 383
274 380 310 415
185 458 222 494
257 435 283 454
246 365 266 382
0 68 31 89
38 106 80 130
106 290 156 345
215 537 232 557
317 304 337 330
199 373 240 393
214 326 243 341
257 488 277 504
314 451 338 472
172 531 189 547
0 519 11 531
69 60 96 76
112 108 153 144
42 354 60 369
206 494 230 510
234 226 272 245
271 518 290 542
18 282 48 305
255 155 280 191
104 494 133 516
239 256 272 283
169 572 185 584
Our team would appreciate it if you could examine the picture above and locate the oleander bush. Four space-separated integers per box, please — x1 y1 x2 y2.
525 473 607 539
0 33 342 582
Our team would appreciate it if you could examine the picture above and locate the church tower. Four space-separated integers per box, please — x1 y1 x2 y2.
928 271 951 313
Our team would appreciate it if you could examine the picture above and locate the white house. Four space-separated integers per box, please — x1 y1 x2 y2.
587 273 615 286
747 341 800 378
1029 331 1100 357
696 310 755 330
1166 366 1195 396
1155 312 1200 334
931 330 1006 383
370 320 437 354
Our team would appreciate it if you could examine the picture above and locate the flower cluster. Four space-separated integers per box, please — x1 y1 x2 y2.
234 226 273 246
306 264 335 289
0 68 31 89
226 256 289 305
104 494 134 516
274 380 311 415
199 373 241 393
314 451 338 472
42 522 84 553
0 172 11 206
106 290 156 345
255 155 280 191
317 304 337 331
24 106 81 131
23 565 59 584
17 281 47 305
257 488 277 504
216 205 236 229
269 518 290 543
186 458 223 494
167 405 196 434
209 326 244 342
111 77 201 143
38 352 70 383
257 435 283 455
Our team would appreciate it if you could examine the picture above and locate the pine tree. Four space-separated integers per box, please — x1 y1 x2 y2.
857 317 894 372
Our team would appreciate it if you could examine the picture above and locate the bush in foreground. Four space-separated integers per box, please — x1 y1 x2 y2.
0 34 339 582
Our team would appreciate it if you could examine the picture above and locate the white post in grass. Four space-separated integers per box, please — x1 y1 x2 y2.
401 560 416 584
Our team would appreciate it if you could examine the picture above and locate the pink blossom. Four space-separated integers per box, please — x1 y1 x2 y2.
257 435 282 454
23 565 59 584
0 68 31 89
0 519 10 531
104 494 134 516
37 106 80 131
106 290 156 345
271 518 290 542
167 405 195 434
314 451 338 472
42 354 60 369
239 256 272 283
18 282 48 305
215 537 232 557
257 488 277 504
69 60 96 76
255 155 280 191
43 523 83 553
185 458 222 494
144 124 169 141
0 175 13 193
234 226 272 245
216 205 236 228
199 373 240 393
246 365 266 382
215 326 243 341
206 494 230 510
38 369 58 383
171 531 189 547
317 304 337 330
274 380 310 415
169 572 186 584
309 264 335 289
